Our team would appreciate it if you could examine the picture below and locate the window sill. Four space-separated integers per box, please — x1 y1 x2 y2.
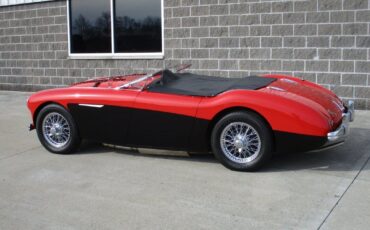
68 53 164 60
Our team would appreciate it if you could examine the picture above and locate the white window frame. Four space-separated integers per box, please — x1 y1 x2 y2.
0 0 53 6
67 0 164 59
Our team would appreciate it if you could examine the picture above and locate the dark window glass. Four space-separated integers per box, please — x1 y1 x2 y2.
114 0 162 53
69 0 111 53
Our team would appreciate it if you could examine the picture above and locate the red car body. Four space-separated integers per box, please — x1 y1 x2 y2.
27 71 353 154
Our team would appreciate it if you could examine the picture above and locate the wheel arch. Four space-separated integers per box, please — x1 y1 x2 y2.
206 106 276 151
33 101 66 126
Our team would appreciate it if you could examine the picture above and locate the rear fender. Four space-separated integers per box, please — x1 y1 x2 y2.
197 90 331 137
264 74 338 99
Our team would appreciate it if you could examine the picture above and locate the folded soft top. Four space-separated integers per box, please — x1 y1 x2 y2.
146 70 276 97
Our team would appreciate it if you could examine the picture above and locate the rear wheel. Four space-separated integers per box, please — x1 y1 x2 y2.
211 111 272 171
36 104 80 154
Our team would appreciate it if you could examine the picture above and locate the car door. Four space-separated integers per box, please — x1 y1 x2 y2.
127 91 202 150
68 88 139 146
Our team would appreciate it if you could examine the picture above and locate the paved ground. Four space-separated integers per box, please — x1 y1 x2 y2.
0 91 369 230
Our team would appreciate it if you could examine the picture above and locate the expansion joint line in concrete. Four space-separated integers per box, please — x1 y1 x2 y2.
0 146 41 161
317 153 370 229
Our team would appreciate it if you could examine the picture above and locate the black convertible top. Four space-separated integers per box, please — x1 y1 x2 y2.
146 70 276 97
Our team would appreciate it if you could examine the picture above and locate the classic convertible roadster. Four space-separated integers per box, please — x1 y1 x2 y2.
27 65 354 171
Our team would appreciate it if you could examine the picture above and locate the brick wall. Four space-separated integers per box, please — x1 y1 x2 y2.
0 0 369 109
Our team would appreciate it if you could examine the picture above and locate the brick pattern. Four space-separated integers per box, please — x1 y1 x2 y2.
0 0 370 109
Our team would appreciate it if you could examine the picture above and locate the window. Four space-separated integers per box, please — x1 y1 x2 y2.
69 0 111 53
68 0 163 59
114 0 162 53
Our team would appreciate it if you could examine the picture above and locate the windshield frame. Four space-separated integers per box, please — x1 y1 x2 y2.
114 64 192 91
114 70 163 90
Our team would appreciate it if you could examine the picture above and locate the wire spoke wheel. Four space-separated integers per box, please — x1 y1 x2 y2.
220 122 261 163
212 111 272 171
42 112 71 148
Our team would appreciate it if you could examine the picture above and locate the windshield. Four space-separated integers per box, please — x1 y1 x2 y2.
115 70 162 90
115 64 192 90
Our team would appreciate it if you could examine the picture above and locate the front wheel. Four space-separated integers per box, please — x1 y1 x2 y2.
36 104 80 154
211 111 272 171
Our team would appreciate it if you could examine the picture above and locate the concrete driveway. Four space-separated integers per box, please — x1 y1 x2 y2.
0 91 369 230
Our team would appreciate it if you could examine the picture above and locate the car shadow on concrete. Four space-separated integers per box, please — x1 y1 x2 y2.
77 142 219 164
263 127 370 173
76 128 370 172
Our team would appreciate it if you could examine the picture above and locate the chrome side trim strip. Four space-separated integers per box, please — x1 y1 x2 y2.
78 104 104 108
267 86 286 92
280 78 298 84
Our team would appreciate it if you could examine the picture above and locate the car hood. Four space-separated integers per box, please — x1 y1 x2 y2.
69 74 146 89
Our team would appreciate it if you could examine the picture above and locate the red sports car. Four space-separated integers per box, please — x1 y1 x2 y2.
27 66 354 171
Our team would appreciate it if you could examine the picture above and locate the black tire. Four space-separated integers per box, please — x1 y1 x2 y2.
211 111 272 171
36 104 81 154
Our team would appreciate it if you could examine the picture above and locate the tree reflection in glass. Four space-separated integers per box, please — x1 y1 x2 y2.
114 0 162 53
70 0 111 53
